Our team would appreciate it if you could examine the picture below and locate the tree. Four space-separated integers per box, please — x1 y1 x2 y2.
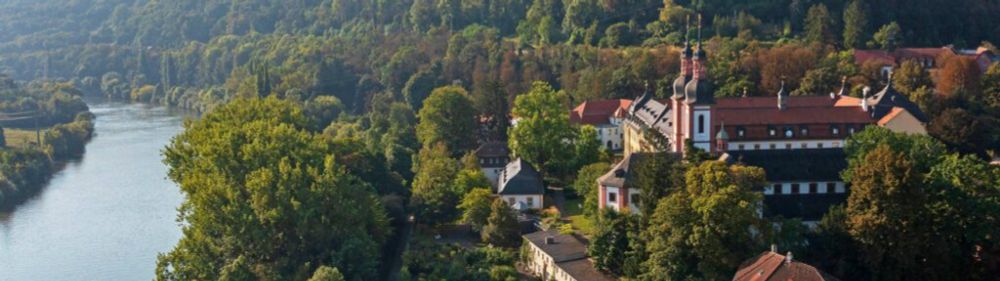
928 108 990 155
509 81 575 178
846 145 928 281
842 0 869 48
871 22 902 50
403 65 441 110
482 199 520 247
631 153 684 216
157 98 390 280
308 266 345 281
572 162 611 219
588 211 638 276
409 0 438 32
804 4 835 45
641 161 765 281
416 86 479 155
460 188 494 231
0 126 5 148
571 125 602 172
411 143 462 225
983 63 1000 111
453 168 492 195
892 60 933 96
938 55 982 96
473 80 511 142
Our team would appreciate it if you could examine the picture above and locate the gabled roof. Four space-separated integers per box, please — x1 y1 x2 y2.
597 152 677 188
523 230 617 281
475 141 509 158
498 159 544 195
867 83 929 122
570 99 632 125
734 251 839 281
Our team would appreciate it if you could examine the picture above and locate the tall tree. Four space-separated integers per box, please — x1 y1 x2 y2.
588 211 639 276
473 80 511 142
892 60 933 96
411 143 462 225
641 161 765 281
459 188 495 231
842 0 869 48
937 55 982 96
509 81 575 178
804 4 835 45
416 86 479 155
157 98 389 280
481 199 521 247
572 162 611 219
846 145 928 281
871 22 902 50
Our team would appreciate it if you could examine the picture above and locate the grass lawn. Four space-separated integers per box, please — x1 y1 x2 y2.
562 197 597 236
3 128 41 148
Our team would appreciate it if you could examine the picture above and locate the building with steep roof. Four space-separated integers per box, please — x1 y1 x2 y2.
498 158 544 211
570 99 632 151
475 141 510 188
523 229 616 281
597 23 929 223
733 250 839 281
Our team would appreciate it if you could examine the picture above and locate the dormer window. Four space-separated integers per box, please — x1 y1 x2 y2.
800 126 809 136
831 125 840 135
736 127 746 138
848 125 856 135
784 128 794 138
768 126 777 137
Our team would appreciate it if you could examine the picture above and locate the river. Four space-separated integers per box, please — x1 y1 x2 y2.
0 101 186 280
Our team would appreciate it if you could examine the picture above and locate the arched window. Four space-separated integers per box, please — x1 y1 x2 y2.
698 115 705 134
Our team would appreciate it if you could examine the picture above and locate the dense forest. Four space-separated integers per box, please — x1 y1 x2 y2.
2 0 1000 280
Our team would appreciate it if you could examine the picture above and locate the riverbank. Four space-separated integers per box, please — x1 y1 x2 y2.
0 114 95 210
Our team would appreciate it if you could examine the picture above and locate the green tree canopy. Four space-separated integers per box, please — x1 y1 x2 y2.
157 98 390 280
509 81 575 178
459 188 495 231
482 199 521 247
416 85 479 155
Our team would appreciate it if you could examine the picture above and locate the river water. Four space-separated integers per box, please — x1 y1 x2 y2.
0 101 186 280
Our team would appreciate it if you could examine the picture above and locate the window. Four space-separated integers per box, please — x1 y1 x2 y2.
768 126 777 136
608 192 618 203
809 183 818 194
754 144 761 150
827 183 836 193
800 126 809 136
785 143 792 149
698 115 705 134
801 143 808 149
791 184 801 194
784 128 794 138
737 127 746 137
527 196 534 207
769 144 776 150
508 197 516 206
849 127 856 134
831 126 840 135
738 144 745 150
818 142 824 148
773 184 783 194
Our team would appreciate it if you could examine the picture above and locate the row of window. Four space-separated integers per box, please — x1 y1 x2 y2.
479 157 509 165
767 182 846 195
606 192 641 206
734 141 842 151
507 196 536 207
733 125 858 139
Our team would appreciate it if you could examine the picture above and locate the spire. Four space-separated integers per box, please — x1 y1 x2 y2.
716 122 729 140
692 13 707 80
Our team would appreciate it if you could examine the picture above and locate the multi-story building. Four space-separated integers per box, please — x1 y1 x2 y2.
475 141 510 188
569 99 632 151
600 32 929 222
523 229 615 281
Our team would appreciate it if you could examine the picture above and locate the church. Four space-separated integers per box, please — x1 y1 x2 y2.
597 27 928 222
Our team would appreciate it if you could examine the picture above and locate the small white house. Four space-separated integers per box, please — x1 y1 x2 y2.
475 141 510 188
497 158 544 211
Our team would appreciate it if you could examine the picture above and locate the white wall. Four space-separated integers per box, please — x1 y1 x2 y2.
482 167 503 188
604 186 620 212
501 194 544 210
763 182 847 195
727 139 844 151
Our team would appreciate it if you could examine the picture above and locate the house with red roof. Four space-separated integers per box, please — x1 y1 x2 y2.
733 248 839 281
570 99 632 151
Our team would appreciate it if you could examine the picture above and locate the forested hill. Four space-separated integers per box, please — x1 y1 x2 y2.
1 0 999 111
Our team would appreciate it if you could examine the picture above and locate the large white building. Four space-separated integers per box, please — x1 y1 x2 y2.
598 31 929 222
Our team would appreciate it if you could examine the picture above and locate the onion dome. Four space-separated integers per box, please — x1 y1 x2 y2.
716 123 730 140
684 77 715 105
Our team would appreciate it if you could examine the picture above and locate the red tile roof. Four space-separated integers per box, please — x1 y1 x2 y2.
733 252 839 281
715 96 871 126
854 50 896 66
854 47 954 67
570 99 632 125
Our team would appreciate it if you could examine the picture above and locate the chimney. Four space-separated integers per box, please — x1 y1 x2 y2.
785 252 794 264
861 86 871 112
545 236 556 245
770 244 777 253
